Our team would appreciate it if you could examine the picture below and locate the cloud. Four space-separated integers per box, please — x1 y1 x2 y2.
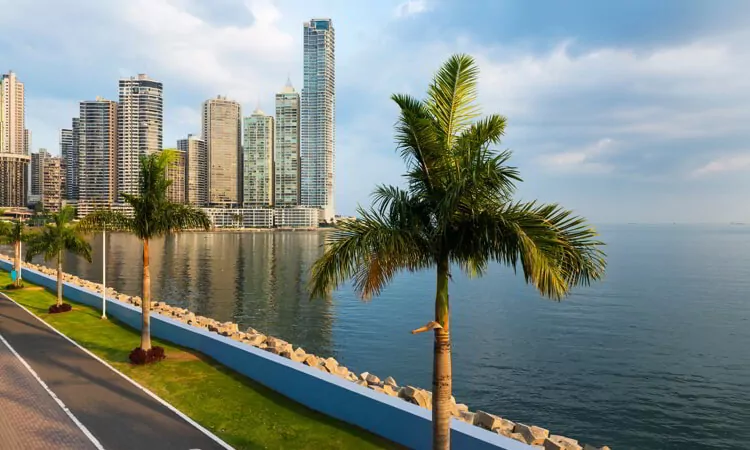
535 138 616 174
693 154 750 176
394 0 428 18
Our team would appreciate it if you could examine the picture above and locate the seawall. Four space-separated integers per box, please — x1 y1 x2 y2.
0 258 535 450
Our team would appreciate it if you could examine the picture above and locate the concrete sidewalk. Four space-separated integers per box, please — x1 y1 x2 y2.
0 295 229 450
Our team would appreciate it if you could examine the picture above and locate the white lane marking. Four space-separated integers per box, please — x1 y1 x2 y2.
0 330 106 450
0 292 234 450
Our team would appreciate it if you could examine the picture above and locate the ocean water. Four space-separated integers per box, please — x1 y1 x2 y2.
19 224 750 449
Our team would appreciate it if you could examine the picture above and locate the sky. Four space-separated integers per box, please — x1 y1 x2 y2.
1 0 749 223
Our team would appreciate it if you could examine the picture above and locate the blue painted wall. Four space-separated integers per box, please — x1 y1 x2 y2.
1 261 532 450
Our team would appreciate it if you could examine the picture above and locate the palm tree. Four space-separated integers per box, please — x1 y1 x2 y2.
80 150 211 351
0 218 28 288
309 54 607 450
25 206 92 309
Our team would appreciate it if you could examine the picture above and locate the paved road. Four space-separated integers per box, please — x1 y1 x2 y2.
0 295 229 450
0 335 99 449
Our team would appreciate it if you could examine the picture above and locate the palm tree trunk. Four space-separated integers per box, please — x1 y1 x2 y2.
56 251 63 307
432 255 452 450
141 238 152 350
14 240 21 287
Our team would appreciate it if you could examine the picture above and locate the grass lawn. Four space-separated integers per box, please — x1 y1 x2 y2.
0 271 399 450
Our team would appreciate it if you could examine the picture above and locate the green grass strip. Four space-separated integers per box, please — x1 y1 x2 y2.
0 271 399 450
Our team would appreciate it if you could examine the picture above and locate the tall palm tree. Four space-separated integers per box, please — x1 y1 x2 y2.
80 150 211 351
309 54 607 450
0 218 28 287
25 206 92 308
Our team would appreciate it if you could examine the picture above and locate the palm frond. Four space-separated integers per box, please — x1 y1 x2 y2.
161 203 212 233
309 195 432 300
477 201 607 299
426 53 480 150
78 209 135 234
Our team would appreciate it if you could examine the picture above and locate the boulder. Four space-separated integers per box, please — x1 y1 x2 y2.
544 438 582 450
458 411 475 424
365 373 381 385
382 385 399 397
399 386 431 409
303 355 319 367
246 327 258 335
384 376 397 387
244 333 267 347
230 332 245 341
474 410 504 430
281 350 306 363
508 433 526 443
514 423 549 446
223 322 239 333
347 372 358 382
549 435 579 447
355 380 368 388
583 446 610 450
455 403 469 413
333 366 350 379
323 357 339 371
293 347 307 358
265 346 281 355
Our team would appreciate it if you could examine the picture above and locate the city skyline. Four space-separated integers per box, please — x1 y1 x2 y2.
4 1 750 222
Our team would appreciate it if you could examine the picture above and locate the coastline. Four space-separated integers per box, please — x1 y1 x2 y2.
0 253 610 450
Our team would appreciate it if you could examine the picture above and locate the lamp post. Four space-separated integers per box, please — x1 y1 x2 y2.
101 223 107 320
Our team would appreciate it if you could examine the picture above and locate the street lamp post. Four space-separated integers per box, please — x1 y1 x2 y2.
101 224 107 320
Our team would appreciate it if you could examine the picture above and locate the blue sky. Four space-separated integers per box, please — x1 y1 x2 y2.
1 0 749 223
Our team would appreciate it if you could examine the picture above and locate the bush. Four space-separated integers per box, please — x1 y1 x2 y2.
129 346 167 365
48 303 73 313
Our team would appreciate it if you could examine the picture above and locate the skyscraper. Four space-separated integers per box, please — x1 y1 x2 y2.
41 156 62 212
202 96 241 206
301 18 336 221
165 149 186 204
178 134 208 206
0 71 30 207
66 118 81 200
118 74 163 199
243 107 274 207
275 79 301 207
79 97 117 205
59 128 72 198
30 148 49 197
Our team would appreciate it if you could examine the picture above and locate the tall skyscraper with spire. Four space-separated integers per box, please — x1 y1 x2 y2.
275 78 301 207
301 18 335 221
243 105 274 207
118 74 163 200
0 71 30 207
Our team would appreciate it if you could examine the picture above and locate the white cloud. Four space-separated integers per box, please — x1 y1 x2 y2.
693 154 750 176
535 138 616 174
394 0 428 18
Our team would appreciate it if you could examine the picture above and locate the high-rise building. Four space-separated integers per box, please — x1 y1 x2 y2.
178 134 208 206
118 74 163 200
41 156 62 212
243 107 274 207
0 71 30 207
202 96 241 206
66 118 81 200
59 128 73 198
30 148 49 196
79 97 117 205
165 149 186 204
275 79 301 207
301 18 336 221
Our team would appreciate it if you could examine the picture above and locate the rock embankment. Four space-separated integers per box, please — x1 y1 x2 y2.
1 255 611 450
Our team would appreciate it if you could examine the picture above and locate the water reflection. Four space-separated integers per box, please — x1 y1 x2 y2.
35 231 335 357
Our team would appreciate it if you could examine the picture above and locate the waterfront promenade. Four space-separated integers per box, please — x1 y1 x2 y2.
0 294 228 450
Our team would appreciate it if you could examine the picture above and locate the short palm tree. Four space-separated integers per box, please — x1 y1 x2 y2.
0 218 28 287
25 206 92 308
309 54 607 450
80 151 211 351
